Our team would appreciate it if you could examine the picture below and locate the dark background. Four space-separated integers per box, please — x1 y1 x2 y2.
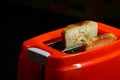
8 1 120 80
8 2 82 80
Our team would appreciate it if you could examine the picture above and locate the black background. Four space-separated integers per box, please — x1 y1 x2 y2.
8 2 120 80
8 3 82 80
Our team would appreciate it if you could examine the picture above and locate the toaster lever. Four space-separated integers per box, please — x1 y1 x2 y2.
27 47 51 65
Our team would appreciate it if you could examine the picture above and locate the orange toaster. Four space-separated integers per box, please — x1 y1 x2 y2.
17 22 120 80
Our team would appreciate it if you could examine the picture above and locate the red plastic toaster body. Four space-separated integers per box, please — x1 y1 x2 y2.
17 22 120 80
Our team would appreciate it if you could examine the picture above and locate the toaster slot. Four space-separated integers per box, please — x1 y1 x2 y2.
62 45 83 54
47 40 83 54
41 65 45 80
47 40 65 51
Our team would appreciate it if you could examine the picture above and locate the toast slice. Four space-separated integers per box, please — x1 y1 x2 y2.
85 33 117 51
63 20 98 49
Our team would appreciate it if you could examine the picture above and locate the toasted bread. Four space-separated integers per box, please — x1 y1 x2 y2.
85 33 117 51
63 20 98 49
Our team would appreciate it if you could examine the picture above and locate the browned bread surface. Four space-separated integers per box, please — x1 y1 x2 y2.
63 20 98 49
85 33 117 51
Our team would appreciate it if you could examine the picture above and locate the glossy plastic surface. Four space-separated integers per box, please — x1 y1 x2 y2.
17 22 120 80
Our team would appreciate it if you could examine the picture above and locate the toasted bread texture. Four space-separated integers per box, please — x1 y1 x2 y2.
63 20 98 49
85 33 117 51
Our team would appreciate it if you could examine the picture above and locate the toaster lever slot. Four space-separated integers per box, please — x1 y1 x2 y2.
27 47 51 65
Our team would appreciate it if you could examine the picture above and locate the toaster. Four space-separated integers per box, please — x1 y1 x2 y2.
17 22 120 80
